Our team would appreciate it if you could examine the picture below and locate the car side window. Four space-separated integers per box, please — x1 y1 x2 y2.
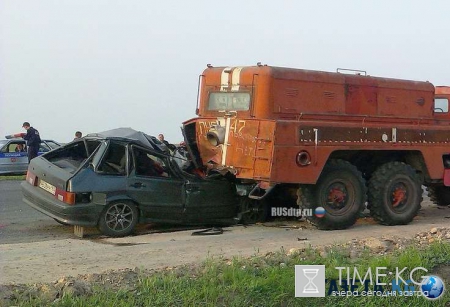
97 143 127 175
6 142 26 153
133 147 170 178
39 143 51 152
45 141 60 149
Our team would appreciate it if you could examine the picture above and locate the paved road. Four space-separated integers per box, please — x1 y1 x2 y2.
1 180 450 285
0 180 200 244
0 180 76 244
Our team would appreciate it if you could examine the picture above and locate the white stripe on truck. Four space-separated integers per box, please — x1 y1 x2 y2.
220 67 232 92
231 66 244 91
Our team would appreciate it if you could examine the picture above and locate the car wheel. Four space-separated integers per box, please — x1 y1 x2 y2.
98 201 138 237
239 198 268 224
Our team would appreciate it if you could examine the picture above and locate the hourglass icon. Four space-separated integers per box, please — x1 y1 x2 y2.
302 268 319 293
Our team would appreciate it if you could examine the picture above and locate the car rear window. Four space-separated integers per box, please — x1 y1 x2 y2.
44 140 101 173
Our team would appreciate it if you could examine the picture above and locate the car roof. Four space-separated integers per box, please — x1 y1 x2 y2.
85 127 167 152
1 139 58 142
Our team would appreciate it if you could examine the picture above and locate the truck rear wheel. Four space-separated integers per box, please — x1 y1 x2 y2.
368 162 422 225
298 159 366 230
427 185 450 207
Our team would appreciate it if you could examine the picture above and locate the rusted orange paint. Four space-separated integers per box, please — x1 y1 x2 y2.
184 65 450 185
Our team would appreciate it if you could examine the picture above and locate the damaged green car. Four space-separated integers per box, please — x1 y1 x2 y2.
21 128 238 237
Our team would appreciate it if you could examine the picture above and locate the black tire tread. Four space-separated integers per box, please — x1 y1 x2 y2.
298 159 367 230
240 198 268 225
368 162 422 225
98 201 139 237
427 185 450 207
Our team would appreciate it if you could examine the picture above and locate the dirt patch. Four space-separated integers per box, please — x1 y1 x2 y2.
0 268 149 305
2 227 450 306
432 265 450 285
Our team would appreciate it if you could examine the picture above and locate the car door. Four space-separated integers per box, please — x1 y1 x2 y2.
183 177 238 223
126 145 185 222
0 140 28 174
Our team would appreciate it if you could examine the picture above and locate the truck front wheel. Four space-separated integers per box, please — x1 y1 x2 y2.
298 159 366 230
368 162 422 225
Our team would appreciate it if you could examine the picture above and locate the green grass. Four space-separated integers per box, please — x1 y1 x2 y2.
10 242 450 307
0 174 25 180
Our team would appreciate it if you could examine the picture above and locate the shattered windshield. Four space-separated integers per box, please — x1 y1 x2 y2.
208 92 251 111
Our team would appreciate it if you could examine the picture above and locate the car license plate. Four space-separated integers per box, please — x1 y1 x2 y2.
39 179 56 195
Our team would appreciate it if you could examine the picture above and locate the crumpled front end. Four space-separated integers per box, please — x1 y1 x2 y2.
183 117 275 182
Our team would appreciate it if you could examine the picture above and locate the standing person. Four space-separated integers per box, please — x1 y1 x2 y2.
22 122 41 163
157 133 176 151
74 131 82 140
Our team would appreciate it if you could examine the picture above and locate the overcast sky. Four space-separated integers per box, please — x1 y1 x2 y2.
0 1 448 143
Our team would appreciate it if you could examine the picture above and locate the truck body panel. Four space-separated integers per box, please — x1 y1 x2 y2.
185 66 449 185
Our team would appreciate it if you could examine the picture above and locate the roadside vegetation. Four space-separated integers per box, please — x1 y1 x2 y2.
0 175 25 181
8 239 450 307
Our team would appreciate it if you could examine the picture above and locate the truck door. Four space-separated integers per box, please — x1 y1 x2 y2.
224 118 275 180
252 120 276 180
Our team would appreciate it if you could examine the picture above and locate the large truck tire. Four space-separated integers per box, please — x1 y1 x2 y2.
298 159 366 230
427 185 450 207
368 162 422 225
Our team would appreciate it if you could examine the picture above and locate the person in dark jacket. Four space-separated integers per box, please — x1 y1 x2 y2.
22 122 41 163
157 133 176 151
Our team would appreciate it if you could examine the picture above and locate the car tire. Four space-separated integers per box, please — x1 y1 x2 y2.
98 201 139 237
239 198 268 225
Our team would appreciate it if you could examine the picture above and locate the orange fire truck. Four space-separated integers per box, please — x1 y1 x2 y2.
182 64 450 230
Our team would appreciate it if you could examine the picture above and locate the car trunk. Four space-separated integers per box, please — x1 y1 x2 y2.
28 156 74 193
27 139 101 194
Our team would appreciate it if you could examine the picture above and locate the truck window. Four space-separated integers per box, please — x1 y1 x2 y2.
208 92 250 111
434 98 449 113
